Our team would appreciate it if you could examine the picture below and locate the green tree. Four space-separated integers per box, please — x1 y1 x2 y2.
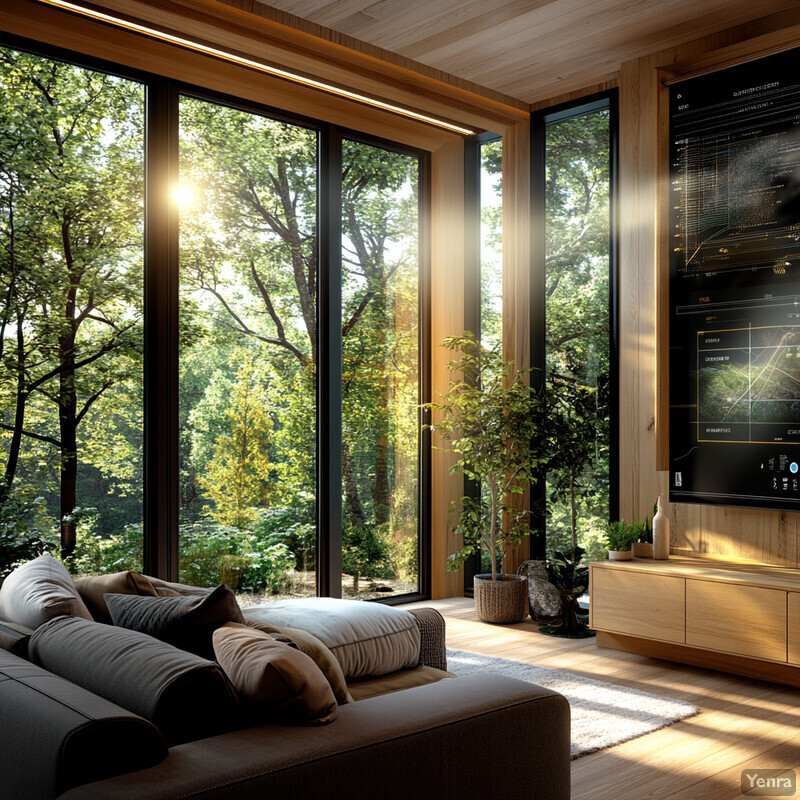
0 47 144 556
544 109 611 555
200 356 272 529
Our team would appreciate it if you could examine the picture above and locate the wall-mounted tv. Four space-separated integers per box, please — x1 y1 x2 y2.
668 46 800 510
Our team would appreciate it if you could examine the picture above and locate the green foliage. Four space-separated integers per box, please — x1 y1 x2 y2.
179 513 300 595
199 356 272 529
251 506 316 573
427 332 548 580
604 520 645 552
545 373 609 561
544 110 611 559
0 487 54 581
342 522 393 593
0 46 144 555
547 546 589 596
63 508 142 575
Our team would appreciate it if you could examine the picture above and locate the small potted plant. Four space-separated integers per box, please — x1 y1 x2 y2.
426 332 547 624
604 520 644 561
632 503 655 558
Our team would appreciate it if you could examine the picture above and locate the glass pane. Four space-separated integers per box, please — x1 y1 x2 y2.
0 47 144 579
480 139 503 352
544 109 611 562
178 97 317 602
479 139 503 575
341 140 420 599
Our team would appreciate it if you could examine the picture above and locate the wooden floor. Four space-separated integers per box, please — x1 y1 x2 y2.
410 598 800 800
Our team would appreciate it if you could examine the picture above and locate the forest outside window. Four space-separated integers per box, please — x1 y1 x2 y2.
0 45 145 575
538 94 617 561
0 39 430 603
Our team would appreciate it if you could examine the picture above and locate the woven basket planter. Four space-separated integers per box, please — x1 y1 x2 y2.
473 573 529 624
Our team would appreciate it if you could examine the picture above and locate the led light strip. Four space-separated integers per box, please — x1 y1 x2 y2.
37 0 475 135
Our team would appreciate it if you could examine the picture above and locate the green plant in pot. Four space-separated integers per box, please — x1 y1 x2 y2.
426 332 547 624
632 504 655 558
604 520 644 561
541 546 593 638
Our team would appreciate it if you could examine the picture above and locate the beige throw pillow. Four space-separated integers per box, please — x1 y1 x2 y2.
245 619 353 705
75 571 158 624
213 622 337 725
0 554 92 629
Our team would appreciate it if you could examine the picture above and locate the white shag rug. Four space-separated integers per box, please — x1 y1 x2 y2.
446 648 700 759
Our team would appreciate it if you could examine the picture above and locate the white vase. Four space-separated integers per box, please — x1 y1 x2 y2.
653 495 670 560
608 549 632 561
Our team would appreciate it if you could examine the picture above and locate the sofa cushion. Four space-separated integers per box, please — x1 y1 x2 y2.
0 554 92 629
29 615 241 745
0 649 168 797
347 664 455 701
0 619 32 660
105 583 244 660
245 619 353 705
74 571 159 624
213 622 337 725
243 598 421 679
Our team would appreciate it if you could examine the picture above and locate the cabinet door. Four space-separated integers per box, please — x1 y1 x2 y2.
786 593 800 665
591 567 685 643
686 580 786 662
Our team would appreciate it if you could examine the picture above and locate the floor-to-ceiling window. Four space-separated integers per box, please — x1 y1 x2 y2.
0 37 430 602
535 93 618 561
178 96 318 597
0 44 145 577
463 133 504 589
340 139 423 599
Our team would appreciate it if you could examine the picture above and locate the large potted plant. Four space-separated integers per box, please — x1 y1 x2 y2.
427 333 547 624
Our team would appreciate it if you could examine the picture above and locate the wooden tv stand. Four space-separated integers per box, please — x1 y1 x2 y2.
589 556 800 687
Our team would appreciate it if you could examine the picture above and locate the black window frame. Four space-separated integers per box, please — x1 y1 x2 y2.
0 31 432 604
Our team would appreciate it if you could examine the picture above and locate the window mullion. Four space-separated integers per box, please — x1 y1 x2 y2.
143 78 180 581
317 126 343 598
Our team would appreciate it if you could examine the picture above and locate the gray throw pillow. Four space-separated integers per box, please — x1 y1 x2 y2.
29 615 241 746
105 583 244 660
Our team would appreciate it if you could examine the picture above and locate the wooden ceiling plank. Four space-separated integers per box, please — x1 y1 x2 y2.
413 0 800 99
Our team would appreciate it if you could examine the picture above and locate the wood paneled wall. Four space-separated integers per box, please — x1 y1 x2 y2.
618 21 800 567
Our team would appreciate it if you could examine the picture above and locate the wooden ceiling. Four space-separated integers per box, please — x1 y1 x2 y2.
252 0 800 105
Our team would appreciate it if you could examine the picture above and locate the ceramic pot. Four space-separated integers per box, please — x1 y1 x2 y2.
632 542 653 558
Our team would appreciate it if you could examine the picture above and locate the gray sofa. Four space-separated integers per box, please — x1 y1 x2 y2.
0 563 570 800
0 634 570 800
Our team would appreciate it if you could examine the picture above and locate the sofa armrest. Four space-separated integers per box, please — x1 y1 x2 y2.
407 607 447 670
55 674 570 800
0 650 167 800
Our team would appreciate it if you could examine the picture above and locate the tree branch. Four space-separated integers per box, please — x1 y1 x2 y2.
0 422 60 448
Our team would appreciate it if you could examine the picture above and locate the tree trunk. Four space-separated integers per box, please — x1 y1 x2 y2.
342 441 366 526
59 221 79 558
58 332 78 557
374 379 390 525
570 465 578 561
489 481 499 581
4 312 28 490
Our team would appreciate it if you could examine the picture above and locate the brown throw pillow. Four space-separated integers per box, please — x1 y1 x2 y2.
213 622 337 725
245 619 353 705
105 584 244 660
74 571 158 624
